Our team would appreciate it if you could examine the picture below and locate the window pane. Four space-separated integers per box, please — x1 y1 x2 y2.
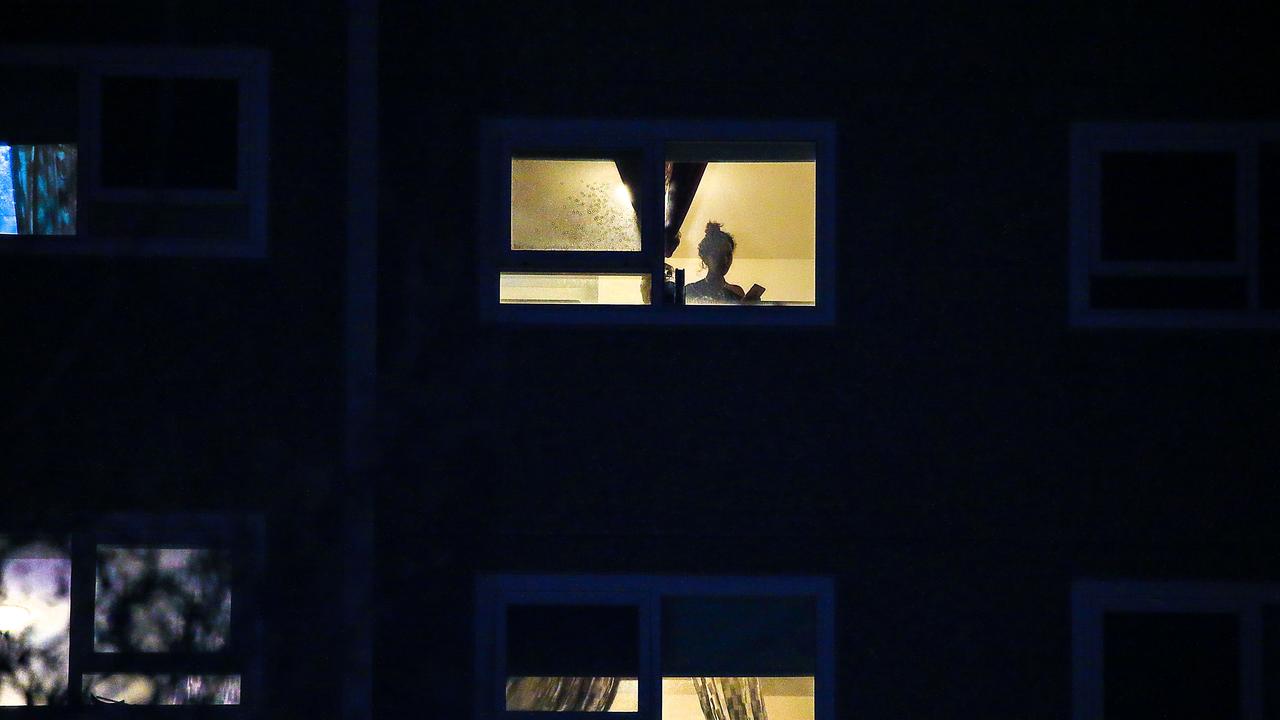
1089 276 1248 310
101 77 239 189
0 143 77 235
506 677 637 712
505 604 638 711
1100 152 1237 262
500 272 649 305
662 677 813 720
666 143 816 306
84 674 240 705
662 596 816 676
511 157 642 251
1104 612 1239 720
0 539 70 706
94 547 232 653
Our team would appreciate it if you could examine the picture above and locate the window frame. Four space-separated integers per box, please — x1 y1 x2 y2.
0 513 264 718
1071 579 1280 720
0 45 269 258
479 118 837 325
474 574 835 720
1069 122 1280 328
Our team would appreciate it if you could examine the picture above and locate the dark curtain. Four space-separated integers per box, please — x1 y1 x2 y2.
693 677 769 720
613 156 644 220
505 677 621 712
665 161 707 256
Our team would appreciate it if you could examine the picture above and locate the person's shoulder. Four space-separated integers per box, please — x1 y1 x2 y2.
725 283 746 299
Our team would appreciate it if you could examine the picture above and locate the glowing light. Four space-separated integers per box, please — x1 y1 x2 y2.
612 182 632 205
0 604 31 633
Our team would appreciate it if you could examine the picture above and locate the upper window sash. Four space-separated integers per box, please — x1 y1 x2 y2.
1069 122 1280 328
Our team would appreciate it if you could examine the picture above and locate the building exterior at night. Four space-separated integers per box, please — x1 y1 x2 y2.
3 3 1280 720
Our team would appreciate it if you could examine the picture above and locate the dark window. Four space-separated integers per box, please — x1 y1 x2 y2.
101 77 239 190
1090 276 1248 310
1104 612 1240 720
1100 152 1237 262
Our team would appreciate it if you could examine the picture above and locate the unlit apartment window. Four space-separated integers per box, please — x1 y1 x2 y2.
0 47 268 257
1072 580 1280 720
482 120 835 324
1070 123 1280 327
476 575 833 720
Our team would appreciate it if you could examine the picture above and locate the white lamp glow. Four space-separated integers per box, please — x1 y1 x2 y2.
612 182 632 205
0 604 31 634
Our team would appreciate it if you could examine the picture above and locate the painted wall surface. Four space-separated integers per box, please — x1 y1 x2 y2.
377 3 1280 720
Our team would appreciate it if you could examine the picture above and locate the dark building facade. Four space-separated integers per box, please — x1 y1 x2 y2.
2 3 1279 720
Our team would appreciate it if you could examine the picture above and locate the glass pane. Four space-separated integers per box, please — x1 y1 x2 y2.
101 77 239 189
506 677 637 712
662 677 813 720
1104 612 1239 720
505 604 638 711
662 596 817 677
0 143 77 235
94 547 232 653
500 272 649 305
666 143 816 306
1100 151 1237 262
84 674 240 705
511 157 642 251
0 539 70 706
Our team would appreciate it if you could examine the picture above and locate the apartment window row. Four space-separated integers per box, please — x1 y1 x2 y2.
0 515 262 712
0 46 268 257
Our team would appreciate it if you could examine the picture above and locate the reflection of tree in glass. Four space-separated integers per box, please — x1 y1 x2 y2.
94 548 231 654
87 674 240 705
0 538 70 706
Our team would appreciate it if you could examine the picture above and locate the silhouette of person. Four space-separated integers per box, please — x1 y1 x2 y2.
683 222 760 304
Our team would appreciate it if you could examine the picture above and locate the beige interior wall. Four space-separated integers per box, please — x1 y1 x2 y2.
671 162 816 304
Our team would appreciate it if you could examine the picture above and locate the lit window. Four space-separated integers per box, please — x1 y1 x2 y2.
476 576 832 720
0 143 77 236
0 516 261 710
0 538 71 706
482 120 835 323
1070 123 1280 327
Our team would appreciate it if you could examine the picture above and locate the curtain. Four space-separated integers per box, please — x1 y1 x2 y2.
664 162 706 256
693 677 769 720
10 144 76 235
505 676 620 712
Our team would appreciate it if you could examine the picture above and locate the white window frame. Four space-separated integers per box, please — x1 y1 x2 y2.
0 46 269 258
474 574 835 720
1072 579 1280 720
1069 122 1280 328
479 119 838 325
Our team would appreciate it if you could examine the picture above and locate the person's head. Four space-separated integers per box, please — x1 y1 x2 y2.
698 222 735 276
